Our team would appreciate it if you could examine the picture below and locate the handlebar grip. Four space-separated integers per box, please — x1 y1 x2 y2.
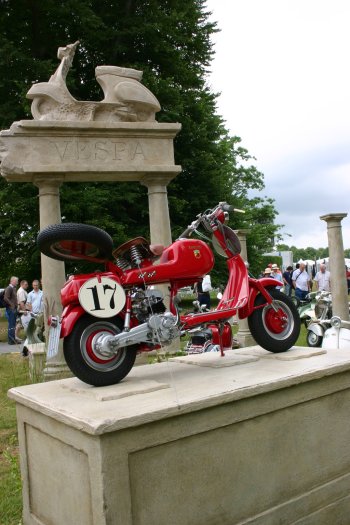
221 203 245 213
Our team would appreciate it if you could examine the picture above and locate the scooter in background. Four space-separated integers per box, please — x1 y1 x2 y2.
295 292 318 328
306 292 333 347
322 316 350 349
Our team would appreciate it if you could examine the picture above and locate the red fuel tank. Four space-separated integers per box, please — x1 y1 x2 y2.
122 238 214 287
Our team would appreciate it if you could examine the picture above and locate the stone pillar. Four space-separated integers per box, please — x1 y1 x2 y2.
320 213 349 321
139 175 180 355
34 176 71 379
235 229 256 347
141 176 173 246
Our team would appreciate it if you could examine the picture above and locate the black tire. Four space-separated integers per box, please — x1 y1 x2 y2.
37 223 113 262
307 330 323 348
63 314 137 386
248 289 300 352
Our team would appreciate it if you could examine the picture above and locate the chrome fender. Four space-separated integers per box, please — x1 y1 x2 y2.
308 323 324 337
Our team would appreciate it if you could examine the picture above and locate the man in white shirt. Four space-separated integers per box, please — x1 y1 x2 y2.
16 279 30 333
292 262 310 300
314 264 331 292
26 279 44 315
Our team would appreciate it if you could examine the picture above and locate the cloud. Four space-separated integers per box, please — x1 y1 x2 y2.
206 0 350 249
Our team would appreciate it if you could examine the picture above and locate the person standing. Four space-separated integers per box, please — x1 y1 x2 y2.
346 266 350 294
282 266 293 296
292 262 311 300
26 279 44 315
4 276 19 344
314 264 331 292
194 274 212 309
270 264 283 290
16 279 30 333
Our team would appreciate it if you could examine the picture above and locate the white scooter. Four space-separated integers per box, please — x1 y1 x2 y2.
322 316 350 349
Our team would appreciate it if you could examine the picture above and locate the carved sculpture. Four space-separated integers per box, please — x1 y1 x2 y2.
26 42 161 122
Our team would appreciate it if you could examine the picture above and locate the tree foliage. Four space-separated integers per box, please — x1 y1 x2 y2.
0 0 280 285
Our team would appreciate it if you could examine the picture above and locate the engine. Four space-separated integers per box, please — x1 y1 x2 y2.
131 287 166 322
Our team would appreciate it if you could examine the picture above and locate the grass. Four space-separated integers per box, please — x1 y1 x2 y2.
0 353 30 525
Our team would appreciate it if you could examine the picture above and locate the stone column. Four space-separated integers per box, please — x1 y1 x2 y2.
141 176 173 246
320 213 349 321
140 175 179 355
34 176 72 379
235 229 256 347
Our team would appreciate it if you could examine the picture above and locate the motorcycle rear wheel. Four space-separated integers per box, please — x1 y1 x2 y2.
248 289 300 352
64 314 137 386
306 330 323 348
37 223 113 262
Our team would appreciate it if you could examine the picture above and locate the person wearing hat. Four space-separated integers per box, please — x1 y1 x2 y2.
264 267 272 276
271 264 283 290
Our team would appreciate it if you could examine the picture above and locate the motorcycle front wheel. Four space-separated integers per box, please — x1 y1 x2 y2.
64 314 137 386
248 289 300 352
306 330 323 348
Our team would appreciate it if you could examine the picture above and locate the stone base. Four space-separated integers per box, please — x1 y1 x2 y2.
25 343 46 383
236 329 256 347
8 346 350 524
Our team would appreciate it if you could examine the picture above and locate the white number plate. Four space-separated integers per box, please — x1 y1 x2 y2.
78 276 126 318
47 321 61 359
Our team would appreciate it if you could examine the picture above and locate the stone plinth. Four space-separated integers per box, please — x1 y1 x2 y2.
9 346 350 525
0 120 181 182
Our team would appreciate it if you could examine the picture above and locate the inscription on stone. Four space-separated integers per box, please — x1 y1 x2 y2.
50 140 146 162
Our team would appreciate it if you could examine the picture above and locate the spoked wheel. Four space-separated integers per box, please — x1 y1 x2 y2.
37 223 113 262
63 314 137 386
248 289 300 352
307 330 323 348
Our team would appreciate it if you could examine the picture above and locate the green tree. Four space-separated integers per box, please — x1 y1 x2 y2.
0 0 280 285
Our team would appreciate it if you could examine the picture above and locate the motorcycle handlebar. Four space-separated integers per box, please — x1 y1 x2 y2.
178 226 194 238
177 203 245 239
219 202 245 214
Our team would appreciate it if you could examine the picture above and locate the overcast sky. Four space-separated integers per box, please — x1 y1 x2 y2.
205 0 350 250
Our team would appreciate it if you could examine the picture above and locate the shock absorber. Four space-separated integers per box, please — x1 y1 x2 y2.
114 257 130 271
130 244 142 266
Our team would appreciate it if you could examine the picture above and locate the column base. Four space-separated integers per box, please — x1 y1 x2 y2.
236 329 256 348
43 360 73 382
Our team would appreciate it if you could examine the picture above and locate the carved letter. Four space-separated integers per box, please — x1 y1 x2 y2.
130 141 145 160
52 141 70 161
95 141 109 160
77 141 92 160
112 141 126 161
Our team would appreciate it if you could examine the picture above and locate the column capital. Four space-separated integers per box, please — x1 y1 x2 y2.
140 174 176 188
320 213 348 224
33 176 65 192
235 229 251 237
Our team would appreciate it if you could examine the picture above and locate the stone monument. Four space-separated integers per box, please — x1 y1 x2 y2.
0 43 181 377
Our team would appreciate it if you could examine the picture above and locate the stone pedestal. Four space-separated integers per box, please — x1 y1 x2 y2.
9 345 350 525
320 213 349 321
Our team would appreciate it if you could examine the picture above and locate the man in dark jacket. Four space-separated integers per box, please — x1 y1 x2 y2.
4 276 19 344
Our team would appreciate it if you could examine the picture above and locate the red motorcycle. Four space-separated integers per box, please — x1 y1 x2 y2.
38 202 300 386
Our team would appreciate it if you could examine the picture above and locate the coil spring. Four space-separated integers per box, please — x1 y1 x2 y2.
115 257 130 271
130 245 142 266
